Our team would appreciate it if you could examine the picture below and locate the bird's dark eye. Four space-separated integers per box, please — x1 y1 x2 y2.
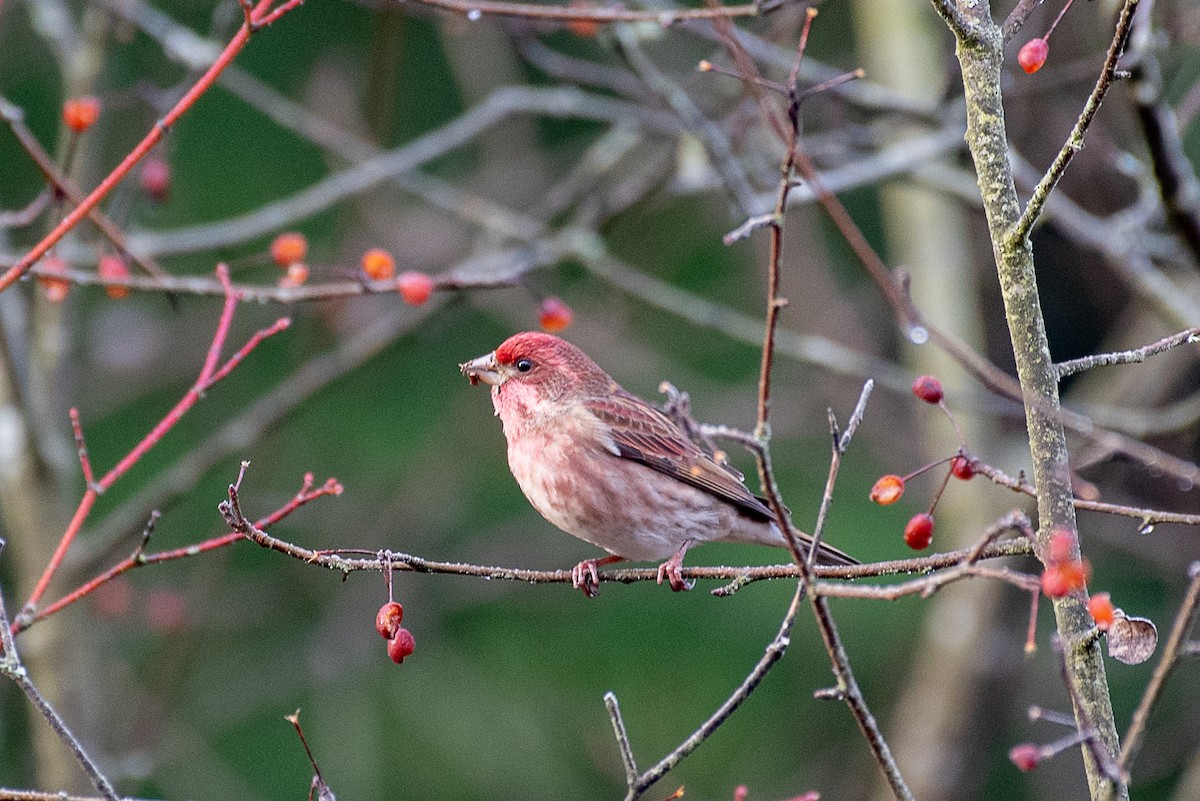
516 358 533 373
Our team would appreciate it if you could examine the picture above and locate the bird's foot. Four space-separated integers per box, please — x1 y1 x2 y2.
571 555 625 598
656 539 697 592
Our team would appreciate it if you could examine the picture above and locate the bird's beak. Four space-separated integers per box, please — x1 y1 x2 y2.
460 350 506 387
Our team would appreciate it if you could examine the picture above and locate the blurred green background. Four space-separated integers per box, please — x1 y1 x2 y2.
1 1 1198 799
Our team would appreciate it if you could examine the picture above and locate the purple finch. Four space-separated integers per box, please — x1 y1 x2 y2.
461 332 857 597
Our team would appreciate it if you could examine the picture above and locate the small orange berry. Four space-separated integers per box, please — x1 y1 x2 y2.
1018 38 1049 74
1088 592 1115 631
270 232 307 267
38 256 71 302
869 474 905 505
904 513 934 550
396 271 434 305
538 296 574 333
98 254 131 299
361 248 396 281
62 97 100 133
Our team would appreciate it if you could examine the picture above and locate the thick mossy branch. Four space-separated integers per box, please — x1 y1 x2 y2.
933 2 1127 800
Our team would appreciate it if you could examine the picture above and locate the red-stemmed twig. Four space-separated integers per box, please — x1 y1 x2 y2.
13 264 290 630
0 0 302 293
15 473 340 634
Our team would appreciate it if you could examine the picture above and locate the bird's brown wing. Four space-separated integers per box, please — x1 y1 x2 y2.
586 391 774 522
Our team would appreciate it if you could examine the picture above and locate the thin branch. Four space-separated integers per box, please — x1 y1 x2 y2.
973 460 1200 527
1116 562 1200 780
0 791 163 801
1055 327 1200 379
603 693 639 789
622 580 807 800
0 556 119 800
230 506 1032 588
1001 0 1047 45
1014 0 1141 241
402 0 764 23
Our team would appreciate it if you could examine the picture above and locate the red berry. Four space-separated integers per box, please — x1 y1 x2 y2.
1041 565 1071 598
98 254 131 299
911 375 944 404
396 271 434 305
950 456 975 480
904 513 934 550
361 248 396 281
37 256 71 303
1018 38 1049 74
1041 560 1088 598
387 627 416 663
869 474 905 505
1009 743 1041 772
62 97 100 133
375 601 404 639
1089 592 1115 631
270 232 307 267
538 296 574 333
141 157 171 202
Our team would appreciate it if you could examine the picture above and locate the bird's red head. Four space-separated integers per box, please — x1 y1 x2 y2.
461 332 613 402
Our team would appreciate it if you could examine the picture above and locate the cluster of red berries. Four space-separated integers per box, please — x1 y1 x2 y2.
37 253 135 303
869 375 978 551
358 247 438 306
376 601 415 664
271 232 310 288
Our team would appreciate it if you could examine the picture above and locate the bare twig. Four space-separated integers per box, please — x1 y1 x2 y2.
1001 0 1048 45
1015 0 1141 241
402 0 764 24
973 460 1200 527
1055 327 1200 379
1116 562 1200 782
0 546 119 800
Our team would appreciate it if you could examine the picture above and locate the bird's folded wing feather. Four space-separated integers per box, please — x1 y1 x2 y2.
586 392 774 522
